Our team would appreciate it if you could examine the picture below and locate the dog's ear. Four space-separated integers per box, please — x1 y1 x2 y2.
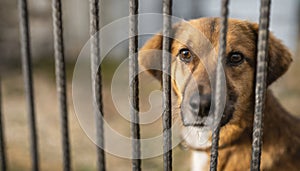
139 34 163 81
267 33 293 85
249 23 293 85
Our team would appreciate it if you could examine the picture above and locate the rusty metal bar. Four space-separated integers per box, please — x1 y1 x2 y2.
162 0 173 170
18 0 40 170
52 1 71 171
209 0 229 171
89 0 106 171
0 78 7 171
251 0 271 170
129 0 141 171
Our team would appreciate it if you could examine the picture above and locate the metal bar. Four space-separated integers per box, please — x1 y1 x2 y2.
129 0 141 171
0 78 7 171
51 1 71 171
18 0 40 170
89 0 106 171
129 0 141 170
251 0 271 170
162 0 172 170
209 0 229 170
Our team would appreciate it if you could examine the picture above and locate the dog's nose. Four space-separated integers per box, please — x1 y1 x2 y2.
189 93 211 117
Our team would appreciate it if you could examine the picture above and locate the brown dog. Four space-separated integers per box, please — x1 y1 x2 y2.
139 18 300 171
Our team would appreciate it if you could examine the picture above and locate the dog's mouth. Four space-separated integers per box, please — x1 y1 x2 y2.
181 109 233 128
182 116 213 128
180 111 233 150
179 96 236 150
183 123 205 127
183 112 233 128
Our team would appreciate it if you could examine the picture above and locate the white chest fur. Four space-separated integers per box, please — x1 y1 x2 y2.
191 151 209 171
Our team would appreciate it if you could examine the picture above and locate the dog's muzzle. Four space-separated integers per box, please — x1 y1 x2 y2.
181 92 212 127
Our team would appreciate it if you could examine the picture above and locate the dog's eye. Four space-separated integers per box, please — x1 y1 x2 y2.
227 52 244 66
178 48 193 63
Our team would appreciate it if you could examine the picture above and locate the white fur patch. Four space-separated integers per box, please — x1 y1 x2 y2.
191 151 209 171
181 127 212 170
181 126 212 149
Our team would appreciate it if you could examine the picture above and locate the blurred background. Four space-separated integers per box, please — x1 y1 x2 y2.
0 0 300 170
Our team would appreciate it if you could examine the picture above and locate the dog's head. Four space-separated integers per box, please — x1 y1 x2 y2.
139 18 292 150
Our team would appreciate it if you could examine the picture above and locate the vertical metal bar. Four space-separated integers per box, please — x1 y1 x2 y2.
18 0 39 170
129 0 141 171
251 0 271 170
0 78 7 171
162 0 172 171
209 0 229 171
52 1 71 171
89 0 106 171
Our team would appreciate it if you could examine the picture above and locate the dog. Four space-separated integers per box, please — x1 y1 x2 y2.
139 17 300 170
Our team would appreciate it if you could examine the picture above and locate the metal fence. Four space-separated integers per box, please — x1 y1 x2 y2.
0 0 271 170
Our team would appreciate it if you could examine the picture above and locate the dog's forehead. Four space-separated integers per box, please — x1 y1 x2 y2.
171 18 257 59
171 21 217 56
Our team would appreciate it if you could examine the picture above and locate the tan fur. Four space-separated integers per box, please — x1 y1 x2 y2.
139 18 300 170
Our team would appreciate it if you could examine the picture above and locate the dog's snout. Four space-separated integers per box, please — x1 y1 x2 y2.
189 93 211 117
